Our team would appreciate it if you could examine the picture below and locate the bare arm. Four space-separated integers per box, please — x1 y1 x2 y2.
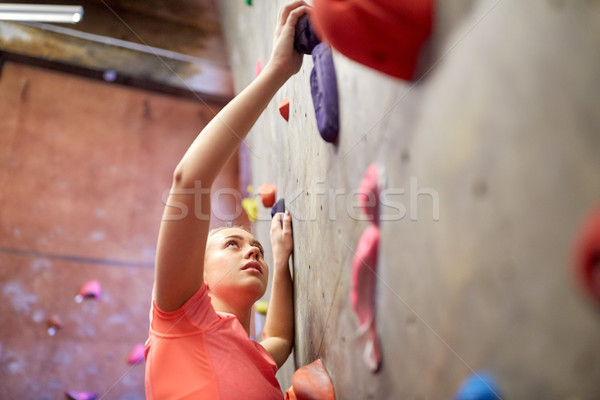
154 2 309 312
261 212 294 368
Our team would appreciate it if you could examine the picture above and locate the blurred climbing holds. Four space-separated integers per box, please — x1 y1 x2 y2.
358 163 381 224
47 314 62 336
573 204 600 304
255 300 268 315
127 343 145 365
258 183 277 208
453 372 502 400
311 0 434 80
255 59 262 77
294 14 321 55
74 280 101 303
310 43 339 143
279 97 290 121
351 224 381 372
245 0 252 5
285 359 336 400
65 392 99 400
242 197 258 222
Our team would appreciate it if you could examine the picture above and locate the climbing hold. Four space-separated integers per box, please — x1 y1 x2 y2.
47 314 62 336
74 280 101 303
351 225 381 372
294 14 321 55
310 43 339 143
255 300 268 315
245 0 252 5
572 205 600 304
127 343 145 365
358 163 380 224
311 0 434 80
453 372 502 400
271 198 286 218
258 183 277 208
255 59 262 77
285 359 336 400
279 97 290 121
241 197 258 222
65 392 99 400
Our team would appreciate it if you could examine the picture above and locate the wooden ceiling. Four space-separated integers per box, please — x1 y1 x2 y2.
0 0 233 102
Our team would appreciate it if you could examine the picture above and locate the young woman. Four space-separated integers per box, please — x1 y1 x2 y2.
144 2 309 399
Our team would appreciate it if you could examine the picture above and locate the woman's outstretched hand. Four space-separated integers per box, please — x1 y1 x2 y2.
266 1 311 82
271 211 293 268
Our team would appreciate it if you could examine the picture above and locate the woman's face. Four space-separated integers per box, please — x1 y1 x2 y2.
204 227 269 304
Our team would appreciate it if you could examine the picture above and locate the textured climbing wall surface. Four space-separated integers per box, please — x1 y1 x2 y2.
220 1 600 398
0 63 222 399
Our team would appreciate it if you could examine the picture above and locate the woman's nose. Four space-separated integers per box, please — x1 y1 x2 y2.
245 246 260 259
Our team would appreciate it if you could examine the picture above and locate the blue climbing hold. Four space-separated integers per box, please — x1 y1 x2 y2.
453 373 502 400
294 14 320 55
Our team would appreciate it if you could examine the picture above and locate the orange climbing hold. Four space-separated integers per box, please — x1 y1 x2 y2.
285 359 335 400
279 97 290 121
258 183 277 208
311 0 434 80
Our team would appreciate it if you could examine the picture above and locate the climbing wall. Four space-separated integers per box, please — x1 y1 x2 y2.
219 0 600 398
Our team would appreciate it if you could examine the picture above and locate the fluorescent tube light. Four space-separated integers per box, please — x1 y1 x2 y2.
0 3 83 23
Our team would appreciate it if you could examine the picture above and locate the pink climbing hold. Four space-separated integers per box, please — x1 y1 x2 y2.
65 392 99 400
75 280 102 303
255 59 262 77
350 225 382 372
357 163 380 223
573 204 600 304
127 343 146 365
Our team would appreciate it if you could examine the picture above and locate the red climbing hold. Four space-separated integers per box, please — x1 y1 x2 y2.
75 280 101 303
573 205 600 304
311 0 434 80
351 225 382 372
279 97 290 121
127 343 145 365
358 163 380 223
258 183 277 208
285 359 336 400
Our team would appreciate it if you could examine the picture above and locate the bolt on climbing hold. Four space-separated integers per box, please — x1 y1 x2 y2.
311 0 434 80
242 197 258 222
294 14 321 55
358 163 381 224
255 59 262 77
285 358 336 400
65 392 99 400
74 280 101 303
453 372 502 400
127 343 145 365
311 43 339 143
572 204 600 304
254 300 268 316
258 183 277 208
47 314 62 336
279 98 290 121
351 224 382 372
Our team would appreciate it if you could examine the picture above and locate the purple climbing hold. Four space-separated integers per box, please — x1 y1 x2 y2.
294 14 321 55
271 198 286 228
311 43 339 143
65 392 99 400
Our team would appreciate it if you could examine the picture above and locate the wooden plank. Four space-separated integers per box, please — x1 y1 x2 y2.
0 13 233 103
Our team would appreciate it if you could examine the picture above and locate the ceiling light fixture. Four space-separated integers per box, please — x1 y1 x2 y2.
0 3 83 23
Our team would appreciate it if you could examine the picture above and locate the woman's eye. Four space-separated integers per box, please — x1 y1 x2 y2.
226 241 237 248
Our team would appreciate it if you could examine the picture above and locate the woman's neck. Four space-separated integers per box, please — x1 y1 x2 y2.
209 295 253 335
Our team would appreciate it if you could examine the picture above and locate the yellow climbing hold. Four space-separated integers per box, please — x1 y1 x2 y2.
255 300 268 315
242 197 258 221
